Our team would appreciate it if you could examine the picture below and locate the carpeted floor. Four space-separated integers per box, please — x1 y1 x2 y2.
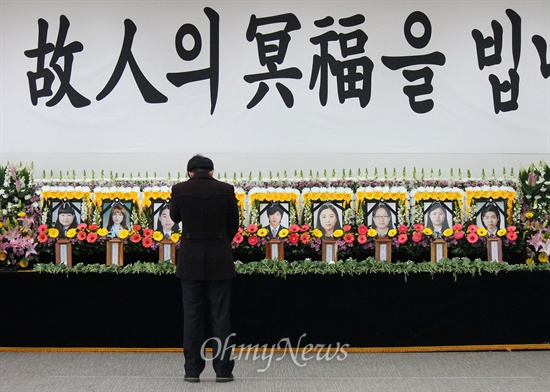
0 350 548 391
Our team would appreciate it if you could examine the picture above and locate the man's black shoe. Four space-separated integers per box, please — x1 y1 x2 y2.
184 375 200 383
216 374 234 383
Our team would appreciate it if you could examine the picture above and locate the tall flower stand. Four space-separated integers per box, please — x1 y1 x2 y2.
375 237 392 263
266 239 284 261
159 238 176 263
487 237 503 262
430 238 447 262
106 238 124 266
322 239 337 263
55 239 73 267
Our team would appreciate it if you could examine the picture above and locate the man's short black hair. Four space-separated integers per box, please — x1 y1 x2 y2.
266 203 283 217
187 154 214 173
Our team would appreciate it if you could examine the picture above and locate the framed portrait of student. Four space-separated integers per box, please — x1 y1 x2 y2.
423 201 453 236
475 200 507 236
259 202 290 240
152 200 180 237
312 201 344 239
101 198 133 238
365 201 397 237
50 199 82 238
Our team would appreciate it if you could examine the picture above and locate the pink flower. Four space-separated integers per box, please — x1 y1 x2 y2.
77 231 87 241
412 232 422 242
398 225 408 233
86 233 98 243
357 225 368 235
38 224 48 234
300 224 311 232
233 233 244 244
506 232 518 241
289 233 299 244
452 223 463 231
467 224 478 233
289 224 301 233
454 231 464 240
300 233 310 244
357 234 367 244
248 235 259 246
507 225 517 232
77 223 88 231
237 227 244 234
142 237 153 248
413 223 424 232
344 233 355 243
467 232 479 243
343 224 352 232
246 224 258 234
398 234 408 244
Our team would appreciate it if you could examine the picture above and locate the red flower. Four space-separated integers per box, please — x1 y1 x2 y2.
344 233 354 243
86 233 98 243
142 237 153 248
248 235 259 246
289 233 299 244
246 224 258 233
342 224 352 232
289 224 301 233
133 224 141 231
412 232 422 242
357 225 368 235
357 234 367 244
143 228 153 238
454 231 464 240
467 232 479 243
130 233 141 243
37 233 49 243
413 223 424 232
89 224 99 231
38 224 48 234
452 223 463 231
506 231 517 241
507 225 517 232
467 224 478 233
77 231 87 241
300 224 310 232
300 233 310 244
77 223 87 231
398 234 408 244
233 233 244 244
398 225 408 233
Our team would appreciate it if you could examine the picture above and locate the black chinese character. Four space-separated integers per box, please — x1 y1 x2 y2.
24 15 90 108
381 11 445 114
310 14 373 107
532 35 550 79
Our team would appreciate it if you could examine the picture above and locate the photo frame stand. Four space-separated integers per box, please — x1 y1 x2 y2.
159 238 176 263
430 238 448 262
322 239 338 263
266 239 284 261
487 237 503 262
375 237 392 263
55 239 73 267
106 238 124 266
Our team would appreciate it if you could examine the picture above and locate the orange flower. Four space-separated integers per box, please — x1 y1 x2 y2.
300 233 310 244
87 233 98 243
130 233 142 243
142 237 153 248
37 233 49 243
143 228 153 238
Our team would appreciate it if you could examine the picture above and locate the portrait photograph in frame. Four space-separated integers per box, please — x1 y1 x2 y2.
259 202 290 239
101 199 132 238
423 201 453 235
312 201 344 239
365 201 397 237
475 200 507 236
152 200 180 236
50 199 82 238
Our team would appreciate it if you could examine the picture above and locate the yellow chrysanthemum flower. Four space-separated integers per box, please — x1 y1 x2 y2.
257 228 268 237
526 258 534 265
422 227 433 236
153 231 164 241
278 229 289 238
538 253 549 263
0 253 6 261
118 229 130 239
333 229 344 238
367 228 377 237
497 228 507 237
66 228 77 238
476 227 488 237
387 229 397 238
97 228 108 237
442 228 453 237
48 228 59 238
525 212 534 219
170 233 181 243
312 229 323 238
17 211 26 218
19 259 28 268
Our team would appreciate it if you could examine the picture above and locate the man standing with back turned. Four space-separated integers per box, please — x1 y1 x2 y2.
170 154 239 383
